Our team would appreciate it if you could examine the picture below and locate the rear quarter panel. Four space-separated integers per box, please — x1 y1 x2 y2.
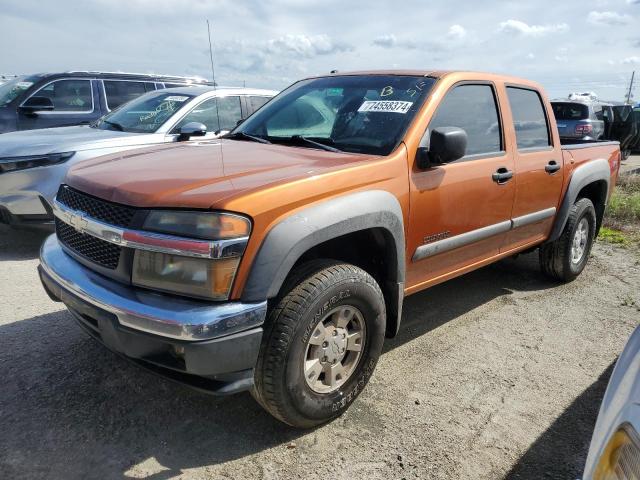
561 144 621 202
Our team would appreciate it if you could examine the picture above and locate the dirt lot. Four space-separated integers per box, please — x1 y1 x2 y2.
0 225 638 480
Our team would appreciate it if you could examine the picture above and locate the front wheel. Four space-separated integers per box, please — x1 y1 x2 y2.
251 261 386 428
539 198 597 282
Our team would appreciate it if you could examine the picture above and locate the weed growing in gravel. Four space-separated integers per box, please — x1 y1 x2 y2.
606 175 640 226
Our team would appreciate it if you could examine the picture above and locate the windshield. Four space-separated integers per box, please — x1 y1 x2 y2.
233 75 435 155
0 75 41 107
552 102 589 121
94 91 195 133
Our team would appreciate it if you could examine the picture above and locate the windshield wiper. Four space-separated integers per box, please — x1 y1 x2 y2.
102 119 125 132
285 135 342 152
223 131 271 144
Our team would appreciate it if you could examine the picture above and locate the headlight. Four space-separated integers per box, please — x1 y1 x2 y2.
143 210 250 240
594 424 640 479
132 211 251 301
0 151 75 174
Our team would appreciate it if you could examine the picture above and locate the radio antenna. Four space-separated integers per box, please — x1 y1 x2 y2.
206 19 223 136
207 19 217 88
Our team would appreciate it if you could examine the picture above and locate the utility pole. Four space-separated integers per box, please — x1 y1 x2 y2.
626 70 635 104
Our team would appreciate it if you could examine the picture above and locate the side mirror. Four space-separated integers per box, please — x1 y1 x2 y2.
20 96 55 114
177 122 207 141
416 127 467 169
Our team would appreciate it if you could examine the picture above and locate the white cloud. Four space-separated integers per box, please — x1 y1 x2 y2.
627 0 640 4
266 34 352 58
526 53 535 59
587 11 633 25
498 19 569 36
448 24 467 40
621 56 640 64
372 34 397 48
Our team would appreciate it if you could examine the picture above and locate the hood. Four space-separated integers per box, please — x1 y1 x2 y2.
0 126 152 157
66 139 377 209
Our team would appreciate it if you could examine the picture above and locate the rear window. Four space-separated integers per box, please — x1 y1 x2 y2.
104 80 155 110
551 102 589 120
507 87 551 149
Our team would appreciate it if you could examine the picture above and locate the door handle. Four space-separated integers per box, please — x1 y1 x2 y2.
492 167 513 184
545 160 561 174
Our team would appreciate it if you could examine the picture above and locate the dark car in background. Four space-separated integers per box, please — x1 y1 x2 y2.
0 71 212 134
552 100 639 159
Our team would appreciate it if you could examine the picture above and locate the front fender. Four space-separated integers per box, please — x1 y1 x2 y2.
241 189 405 303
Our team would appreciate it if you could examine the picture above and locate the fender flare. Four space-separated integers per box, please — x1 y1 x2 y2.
241 190 406 326
548 158 611 242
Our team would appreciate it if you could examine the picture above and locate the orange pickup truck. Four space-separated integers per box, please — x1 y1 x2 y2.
38 70 620 427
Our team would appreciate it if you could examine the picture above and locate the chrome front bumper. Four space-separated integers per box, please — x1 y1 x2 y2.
39 234 267 341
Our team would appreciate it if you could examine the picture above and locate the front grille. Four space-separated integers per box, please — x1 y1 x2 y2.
57 185 135 227
56 218 122 269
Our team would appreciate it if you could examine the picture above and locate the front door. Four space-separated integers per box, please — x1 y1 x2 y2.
501 86 563 250
17 78 101 131
406 82 516 292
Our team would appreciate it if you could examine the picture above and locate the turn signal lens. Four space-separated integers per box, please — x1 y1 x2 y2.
132 250 240 301
594 425 640 480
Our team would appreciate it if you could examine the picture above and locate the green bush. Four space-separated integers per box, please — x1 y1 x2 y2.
606 175 640 225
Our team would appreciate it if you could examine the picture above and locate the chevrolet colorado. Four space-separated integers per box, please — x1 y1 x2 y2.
38 70 621 428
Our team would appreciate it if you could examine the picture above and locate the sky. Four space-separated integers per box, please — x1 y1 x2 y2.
0 0 638 102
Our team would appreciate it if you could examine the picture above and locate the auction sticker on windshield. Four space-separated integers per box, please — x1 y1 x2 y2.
164 96 189 102
358 100 413 114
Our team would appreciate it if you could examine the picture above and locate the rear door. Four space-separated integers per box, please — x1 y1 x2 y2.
502 86 563 250
102 79 156 112
609 105 637 153
406 82 516 290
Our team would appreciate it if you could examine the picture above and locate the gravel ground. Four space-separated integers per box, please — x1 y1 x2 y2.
0 225 638 480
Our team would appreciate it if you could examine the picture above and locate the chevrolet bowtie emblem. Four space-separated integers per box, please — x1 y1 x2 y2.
68 212 88 233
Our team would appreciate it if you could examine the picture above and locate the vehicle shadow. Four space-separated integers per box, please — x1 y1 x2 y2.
385 251 556 353
0 251 563 479
0 225 51 261
504 362 614 479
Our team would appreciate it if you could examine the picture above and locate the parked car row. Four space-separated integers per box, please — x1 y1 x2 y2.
0 79 277 226
0 71 213 134
551 98 639 159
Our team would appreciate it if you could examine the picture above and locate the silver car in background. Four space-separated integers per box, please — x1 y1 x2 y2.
0 86 276 227
551 100 613 141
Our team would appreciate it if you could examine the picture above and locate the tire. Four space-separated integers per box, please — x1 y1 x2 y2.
622 149 631 161
251 260 386 428
539 198 597 282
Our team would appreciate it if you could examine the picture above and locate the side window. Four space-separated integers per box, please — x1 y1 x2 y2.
104 81 147 110
593 105 604 121
248 96 271 113
217 96 242 130
173 96 242 133
429 84 502 157
506 87 551 149
31 79 93 112
174 98 219 133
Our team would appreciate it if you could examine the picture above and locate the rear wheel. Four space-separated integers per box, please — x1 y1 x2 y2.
539 198 597 282
251 260 386 428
